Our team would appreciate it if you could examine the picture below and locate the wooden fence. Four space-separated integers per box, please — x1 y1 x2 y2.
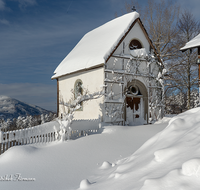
0 119 101 155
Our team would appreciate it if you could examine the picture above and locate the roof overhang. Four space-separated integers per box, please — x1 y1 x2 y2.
180 45 200 52
180 33 200 52
51 63 104 80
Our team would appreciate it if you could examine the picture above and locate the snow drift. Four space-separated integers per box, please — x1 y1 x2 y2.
85 107 200 189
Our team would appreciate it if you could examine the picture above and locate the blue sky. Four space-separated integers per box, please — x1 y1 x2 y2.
0 0 200 111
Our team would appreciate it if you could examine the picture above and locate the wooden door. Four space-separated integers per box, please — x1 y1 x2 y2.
126 97 140 118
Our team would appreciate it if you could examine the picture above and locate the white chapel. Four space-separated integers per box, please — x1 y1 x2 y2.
52 11 164 125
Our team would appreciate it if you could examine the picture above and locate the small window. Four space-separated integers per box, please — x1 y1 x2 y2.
129 39 142 50
74 80 83 99
130 86 138 94
128 85 138 95
74 79 83 111
127 85 142 96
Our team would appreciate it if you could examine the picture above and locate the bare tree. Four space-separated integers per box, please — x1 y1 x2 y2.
166 10 200 109
123 0 180 61
123 1 200 111
58 89 104 141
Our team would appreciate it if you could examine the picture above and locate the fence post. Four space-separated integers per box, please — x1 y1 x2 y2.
53 132 55 141
5 142 8 151
0 130 2 155
50 133 52 142
2 143 5 154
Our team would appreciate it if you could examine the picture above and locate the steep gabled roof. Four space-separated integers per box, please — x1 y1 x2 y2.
52 12 140 79
181 33 200 51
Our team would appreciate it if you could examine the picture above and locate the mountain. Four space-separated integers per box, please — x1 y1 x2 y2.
0 95 54 120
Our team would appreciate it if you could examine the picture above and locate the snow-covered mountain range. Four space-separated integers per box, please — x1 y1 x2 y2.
0 95 54 120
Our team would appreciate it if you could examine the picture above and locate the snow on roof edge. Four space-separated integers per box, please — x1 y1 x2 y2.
51 63 104 80
103 15 139 62
52 12 140 79
180 33 200 51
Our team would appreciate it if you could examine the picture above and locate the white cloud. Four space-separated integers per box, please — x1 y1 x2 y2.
0 0 6 10
17 0 37 10
0 0 37 12
8 0 37 10
0 83 57 111
0 18 9 25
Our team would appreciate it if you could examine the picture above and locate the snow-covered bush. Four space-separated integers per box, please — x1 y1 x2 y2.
165 89 199 114
58 88 104 140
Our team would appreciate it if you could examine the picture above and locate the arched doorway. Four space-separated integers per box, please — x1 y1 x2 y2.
125 80 148 125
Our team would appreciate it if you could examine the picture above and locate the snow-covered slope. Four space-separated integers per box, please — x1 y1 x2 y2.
0 95 52 120
0 121 167 190
1 108 200 190
87 108 200 190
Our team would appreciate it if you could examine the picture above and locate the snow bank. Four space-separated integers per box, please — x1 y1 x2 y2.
84 107 200 189
0 123 166 190
100 161 113 169
182 159 200 177
154 114 175 124
79 179 91 189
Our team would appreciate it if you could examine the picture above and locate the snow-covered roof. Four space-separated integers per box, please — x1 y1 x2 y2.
52 12 140 79
180 33 200 51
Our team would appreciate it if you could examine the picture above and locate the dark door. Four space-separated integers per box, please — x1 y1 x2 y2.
126 97 140 118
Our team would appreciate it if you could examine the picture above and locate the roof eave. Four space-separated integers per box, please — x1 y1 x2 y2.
51 63 104 80
180 45 200 52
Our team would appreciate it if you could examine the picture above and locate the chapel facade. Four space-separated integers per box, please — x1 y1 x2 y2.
52 11 164 125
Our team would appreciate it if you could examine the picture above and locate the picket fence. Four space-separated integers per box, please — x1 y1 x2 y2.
0 118 101 155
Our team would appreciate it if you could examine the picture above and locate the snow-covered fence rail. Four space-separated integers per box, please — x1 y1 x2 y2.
0 118 101 155
0 121 60 155
69 119 101 139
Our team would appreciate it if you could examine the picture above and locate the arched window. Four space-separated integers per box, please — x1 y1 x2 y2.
74 79 83 111
74 79 83 99
129 39 142 50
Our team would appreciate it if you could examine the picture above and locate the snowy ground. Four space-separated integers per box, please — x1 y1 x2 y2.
0 109 199 190
0 120 167 190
